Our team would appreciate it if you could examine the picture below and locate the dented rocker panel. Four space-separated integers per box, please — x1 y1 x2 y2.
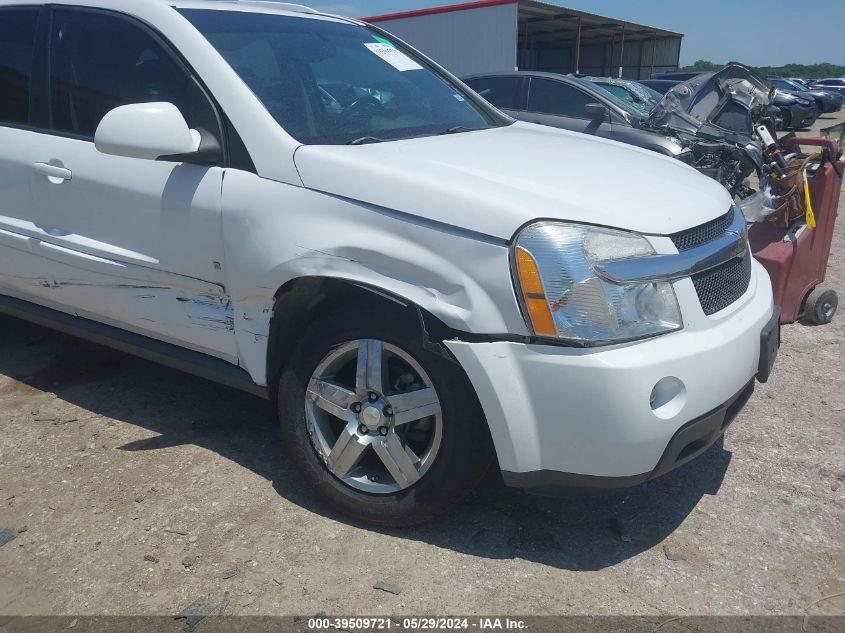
0 293 266 398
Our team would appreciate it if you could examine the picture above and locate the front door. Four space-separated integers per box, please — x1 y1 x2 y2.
0 7 43 300
521 77 614 139
21 7 235 360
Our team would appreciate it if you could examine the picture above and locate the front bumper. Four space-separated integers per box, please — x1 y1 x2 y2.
818 96 842 113
787 103 819 128
502 378 755 490
445 260 775 487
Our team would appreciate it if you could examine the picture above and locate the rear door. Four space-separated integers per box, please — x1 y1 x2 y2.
20 7 236 360
0 7 42 296
522 77 613 138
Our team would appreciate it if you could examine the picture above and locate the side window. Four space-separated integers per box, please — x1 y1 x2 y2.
0 9 39 125
49 10 209 138
466 77 525 110
527 79 594 118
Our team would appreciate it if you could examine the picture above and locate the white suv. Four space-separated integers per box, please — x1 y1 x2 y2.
0 0 779 525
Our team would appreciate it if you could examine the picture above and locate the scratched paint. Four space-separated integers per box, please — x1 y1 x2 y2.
176 295 235 332
0 240 238 362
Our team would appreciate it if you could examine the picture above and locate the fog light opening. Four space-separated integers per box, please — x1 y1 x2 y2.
650 377 687 420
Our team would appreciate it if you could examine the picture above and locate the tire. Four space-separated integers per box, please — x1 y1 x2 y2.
277 303 493 527
804 287 838 325
804 104 820 128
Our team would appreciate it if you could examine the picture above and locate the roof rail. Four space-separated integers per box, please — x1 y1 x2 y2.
232 1 317 13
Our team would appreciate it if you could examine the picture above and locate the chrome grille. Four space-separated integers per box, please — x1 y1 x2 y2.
692 251 752 315
670 208 735 252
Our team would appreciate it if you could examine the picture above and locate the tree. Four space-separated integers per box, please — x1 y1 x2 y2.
678 59 845 79
688 59 719 71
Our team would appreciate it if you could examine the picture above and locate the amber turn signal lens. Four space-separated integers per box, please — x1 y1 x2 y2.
515 246 556 337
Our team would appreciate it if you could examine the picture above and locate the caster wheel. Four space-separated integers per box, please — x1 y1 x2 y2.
804 288 838 325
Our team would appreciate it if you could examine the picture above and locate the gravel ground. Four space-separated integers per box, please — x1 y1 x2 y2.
0 113 843 619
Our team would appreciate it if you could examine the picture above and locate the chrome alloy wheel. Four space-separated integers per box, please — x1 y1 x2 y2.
304 339 444 494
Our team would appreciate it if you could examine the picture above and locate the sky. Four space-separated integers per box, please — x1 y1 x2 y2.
308 0 845 67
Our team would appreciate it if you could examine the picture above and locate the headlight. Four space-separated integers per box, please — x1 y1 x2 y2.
513 222 682 345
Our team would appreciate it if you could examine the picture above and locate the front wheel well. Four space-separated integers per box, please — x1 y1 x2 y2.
265 277 458 395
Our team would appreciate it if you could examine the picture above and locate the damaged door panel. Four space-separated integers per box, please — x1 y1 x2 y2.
0 4 236 358
0 230 237 360
7 149 235 358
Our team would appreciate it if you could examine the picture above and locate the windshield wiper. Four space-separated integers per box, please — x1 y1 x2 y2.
348 127 482 144
440 125 477 135
347 136 387 145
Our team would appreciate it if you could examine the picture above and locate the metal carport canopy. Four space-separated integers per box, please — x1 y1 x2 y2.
362 0 683 79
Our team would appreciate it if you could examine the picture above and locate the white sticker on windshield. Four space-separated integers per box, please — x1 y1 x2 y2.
363 42 423 72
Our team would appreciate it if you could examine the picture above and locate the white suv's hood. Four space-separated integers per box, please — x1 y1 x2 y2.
294 122 733 240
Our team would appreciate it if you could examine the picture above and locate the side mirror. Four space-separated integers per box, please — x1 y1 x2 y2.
95 103 208 162
584 102 609 122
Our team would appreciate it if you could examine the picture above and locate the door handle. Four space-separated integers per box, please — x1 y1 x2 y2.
34 162 72 182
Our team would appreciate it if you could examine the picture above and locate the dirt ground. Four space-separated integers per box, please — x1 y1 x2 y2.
1 112 843 620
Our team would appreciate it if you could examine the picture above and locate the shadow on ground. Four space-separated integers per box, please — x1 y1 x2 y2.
0 315 731 571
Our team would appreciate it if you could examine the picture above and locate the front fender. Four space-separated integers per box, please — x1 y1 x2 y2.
220 170 528 384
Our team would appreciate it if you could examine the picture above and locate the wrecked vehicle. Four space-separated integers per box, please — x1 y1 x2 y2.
646 63 776 199
0 0 778 526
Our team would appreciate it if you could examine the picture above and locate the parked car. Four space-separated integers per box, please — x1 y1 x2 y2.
639 79 683 95
768 78 842 113
463 72 686 156
585 76 664 110
0 0 779 526
808 78 845 97
772 90 819 129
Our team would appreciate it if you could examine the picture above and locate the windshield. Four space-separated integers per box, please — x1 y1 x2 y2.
588 82 649 119
599 83 639 104
772 78 805 92
639 84 664 102
180 9 501 144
